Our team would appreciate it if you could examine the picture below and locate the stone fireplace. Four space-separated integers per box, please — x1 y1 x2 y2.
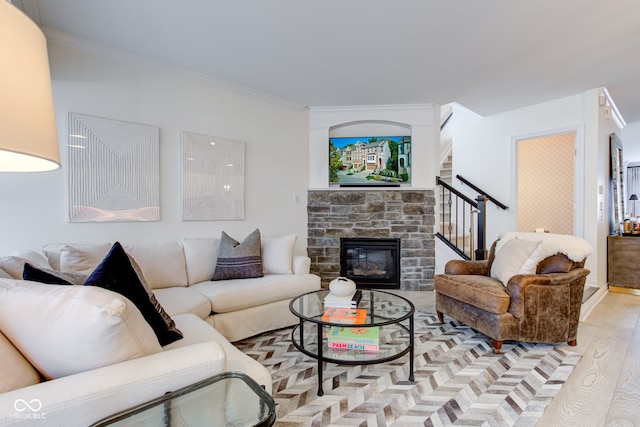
307 189 435 291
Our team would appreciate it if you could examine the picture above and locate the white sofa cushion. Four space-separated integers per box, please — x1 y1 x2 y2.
0 279 162 380
153 287 212 319
41 243 110 272
126 242 189 289
59 243 111 275
0 257 33 279
261 234 297 275
9 249 51 268
165 314 272 394
0 250 51 279
191 273 321 313
0 331 41 393
181 238 220 285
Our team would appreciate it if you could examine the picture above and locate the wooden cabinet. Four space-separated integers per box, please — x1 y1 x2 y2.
608 235 640 295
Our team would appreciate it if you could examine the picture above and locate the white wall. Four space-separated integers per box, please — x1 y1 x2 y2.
0 39 311 255
450 91 617 288
622 121 640 162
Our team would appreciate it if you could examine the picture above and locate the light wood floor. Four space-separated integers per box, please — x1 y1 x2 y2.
392 290 640 427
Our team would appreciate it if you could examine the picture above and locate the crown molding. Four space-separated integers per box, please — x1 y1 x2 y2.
601 87 626 129
309 104 436 113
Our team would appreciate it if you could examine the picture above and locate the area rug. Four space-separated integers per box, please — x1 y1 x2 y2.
235 311 581 426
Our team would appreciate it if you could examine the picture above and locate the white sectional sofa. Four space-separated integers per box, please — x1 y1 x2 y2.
0 234 321 426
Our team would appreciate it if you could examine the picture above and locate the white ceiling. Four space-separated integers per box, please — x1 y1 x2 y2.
14 0 640 123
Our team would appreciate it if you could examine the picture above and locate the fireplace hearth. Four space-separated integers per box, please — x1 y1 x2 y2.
340 238 400 289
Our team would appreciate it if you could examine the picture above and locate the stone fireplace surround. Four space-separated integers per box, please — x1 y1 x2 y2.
307 188 435 291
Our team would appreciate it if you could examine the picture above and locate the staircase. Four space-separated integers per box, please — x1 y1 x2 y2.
437 152 474 260
440 154 452 186
437 108 473 259
436 105 508 263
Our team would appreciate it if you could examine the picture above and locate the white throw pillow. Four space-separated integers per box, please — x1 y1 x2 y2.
0 255 50 279
8 249 51 269
0 279 162 380
0 330 41 393
181 238 220 285
262 234 297 275
59 244 112 275
490 238 542 286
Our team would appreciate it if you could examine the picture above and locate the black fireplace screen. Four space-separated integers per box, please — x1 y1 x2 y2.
340 238 400 289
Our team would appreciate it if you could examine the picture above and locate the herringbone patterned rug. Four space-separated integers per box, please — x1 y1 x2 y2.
235 312 580 426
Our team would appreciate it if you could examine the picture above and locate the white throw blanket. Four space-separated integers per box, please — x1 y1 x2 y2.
495 232 593 262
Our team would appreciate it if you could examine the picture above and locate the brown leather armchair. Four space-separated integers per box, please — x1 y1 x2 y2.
434 237 591 353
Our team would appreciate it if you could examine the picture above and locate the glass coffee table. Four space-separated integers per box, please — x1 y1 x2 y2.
90 372 275 426
289 289 415 396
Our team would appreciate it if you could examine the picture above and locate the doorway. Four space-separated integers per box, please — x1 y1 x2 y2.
516 131 576 234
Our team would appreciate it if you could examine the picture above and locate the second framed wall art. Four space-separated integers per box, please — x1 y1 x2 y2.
181 131 245 220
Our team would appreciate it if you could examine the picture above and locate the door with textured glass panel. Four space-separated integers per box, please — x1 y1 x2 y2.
516 131 576 235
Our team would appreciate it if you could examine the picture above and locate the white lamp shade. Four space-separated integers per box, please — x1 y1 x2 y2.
0 1 59 171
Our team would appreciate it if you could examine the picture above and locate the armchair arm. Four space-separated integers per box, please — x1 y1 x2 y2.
505 268 589 344
444 259 490 276
506 268 590 320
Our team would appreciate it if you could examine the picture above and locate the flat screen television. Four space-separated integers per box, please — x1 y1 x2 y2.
329 135 411 186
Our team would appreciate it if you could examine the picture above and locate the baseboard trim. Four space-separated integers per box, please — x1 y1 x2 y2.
608 285 640 296
580 285 608 321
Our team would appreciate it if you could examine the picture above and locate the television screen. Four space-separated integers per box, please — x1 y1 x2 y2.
329 136 411 186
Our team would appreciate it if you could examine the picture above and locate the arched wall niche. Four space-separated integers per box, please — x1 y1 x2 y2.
329 120 411 138
308 104 438 189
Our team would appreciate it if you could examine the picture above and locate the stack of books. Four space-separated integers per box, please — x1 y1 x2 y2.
327 326 379 352
324 289 362 308
321 308 367 324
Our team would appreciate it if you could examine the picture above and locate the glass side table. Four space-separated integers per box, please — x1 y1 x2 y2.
91 371 275 427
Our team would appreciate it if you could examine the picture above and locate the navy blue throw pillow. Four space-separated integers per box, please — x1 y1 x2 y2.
22 263 78 286
84 242 183 346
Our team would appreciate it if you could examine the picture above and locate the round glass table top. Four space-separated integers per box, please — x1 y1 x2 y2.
289 288 414 326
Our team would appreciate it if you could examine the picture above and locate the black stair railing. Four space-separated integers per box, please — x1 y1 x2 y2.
436 175 509 261
436 176 478 260
456 175 509 210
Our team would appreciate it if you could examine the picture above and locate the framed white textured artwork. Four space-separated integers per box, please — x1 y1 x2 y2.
181 131 245 220
67 113 160 222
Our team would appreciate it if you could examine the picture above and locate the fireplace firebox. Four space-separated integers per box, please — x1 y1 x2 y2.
340 238 401 289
